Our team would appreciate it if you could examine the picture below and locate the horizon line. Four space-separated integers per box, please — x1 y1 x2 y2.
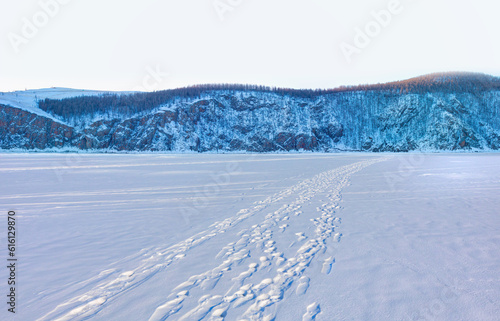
2 71 499 94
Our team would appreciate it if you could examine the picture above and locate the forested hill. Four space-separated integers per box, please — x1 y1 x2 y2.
2 72 500 152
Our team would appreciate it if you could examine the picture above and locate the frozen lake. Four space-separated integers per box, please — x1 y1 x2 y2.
1 153 499 320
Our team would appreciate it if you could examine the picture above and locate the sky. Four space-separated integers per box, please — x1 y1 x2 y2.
1 0 499 92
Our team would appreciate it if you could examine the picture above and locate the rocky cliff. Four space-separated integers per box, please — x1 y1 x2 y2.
1 73 500 152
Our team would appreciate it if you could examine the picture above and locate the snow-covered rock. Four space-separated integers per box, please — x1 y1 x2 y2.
1 73 499 152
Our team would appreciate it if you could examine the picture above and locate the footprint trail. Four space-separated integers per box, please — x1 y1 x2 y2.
39 157 390 321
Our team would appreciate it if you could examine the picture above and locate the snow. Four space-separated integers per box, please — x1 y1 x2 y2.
0 88 136 124
0 153 499 320
2 87 499 152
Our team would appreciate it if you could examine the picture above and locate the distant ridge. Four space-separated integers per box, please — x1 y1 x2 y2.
1 72 500 152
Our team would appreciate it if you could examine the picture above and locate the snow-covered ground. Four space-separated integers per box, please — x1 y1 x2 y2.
0 153 499 320
0 88 135 123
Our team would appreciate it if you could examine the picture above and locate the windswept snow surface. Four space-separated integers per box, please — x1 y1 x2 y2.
0 153 499 320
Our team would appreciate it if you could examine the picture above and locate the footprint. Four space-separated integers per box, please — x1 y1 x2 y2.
200 274 222 291
233 292 255 308
321 257 335 275
296 276 310 295
302 302 321 321
332 232 342 242
148 291 188 321
259 256 271 269
252 278 273 292
208 303 230 321
179 295 223 321
275 256 286 266
295 232 307 242
232 263 258 285
215 242 234 259
173 277 198 292
279 224 288 232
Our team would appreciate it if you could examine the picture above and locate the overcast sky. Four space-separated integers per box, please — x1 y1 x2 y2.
1 0 499 92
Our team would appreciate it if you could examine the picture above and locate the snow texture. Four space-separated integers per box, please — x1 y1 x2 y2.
0 153 499 320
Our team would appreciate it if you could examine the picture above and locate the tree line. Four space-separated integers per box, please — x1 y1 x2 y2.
38 72 500 120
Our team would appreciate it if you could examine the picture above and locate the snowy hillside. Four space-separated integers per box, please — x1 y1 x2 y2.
1 73 500 152
0 88 135 123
